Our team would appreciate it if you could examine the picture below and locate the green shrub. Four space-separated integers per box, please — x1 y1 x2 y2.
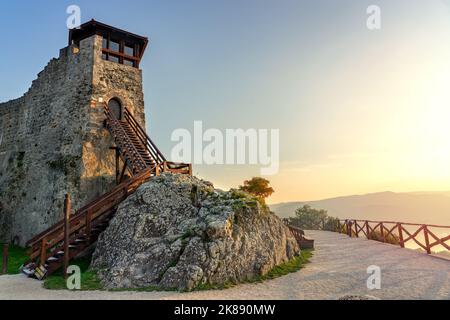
323 216 341 232
288 205 339 231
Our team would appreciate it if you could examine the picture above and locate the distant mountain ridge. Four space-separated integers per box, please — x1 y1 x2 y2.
270 191 450 226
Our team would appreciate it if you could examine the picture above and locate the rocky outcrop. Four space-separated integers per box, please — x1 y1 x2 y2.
91 174 300 291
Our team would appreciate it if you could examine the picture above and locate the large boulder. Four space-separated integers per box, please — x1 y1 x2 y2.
91 173 300 291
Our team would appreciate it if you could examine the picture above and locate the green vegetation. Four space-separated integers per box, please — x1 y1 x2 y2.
1 245 29 275
238 177 274 204
43 256 102 291
289 205 339 232
47 155 80 175
252 249 313 282
195 249 313 291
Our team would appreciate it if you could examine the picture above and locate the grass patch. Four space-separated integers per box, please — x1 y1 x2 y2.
1 245 29 275
195 249 313 291
43 256 102 291
256 249 313 281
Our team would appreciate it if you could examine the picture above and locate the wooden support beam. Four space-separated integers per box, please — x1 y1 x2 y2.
115 148 120 184
63 194 71 279
85 209 92 242
366 221 370 240
398 223 405 248
39 237 47 268
354 220 359 238
423 226 431 254
380 222 385 243
119 161 128 183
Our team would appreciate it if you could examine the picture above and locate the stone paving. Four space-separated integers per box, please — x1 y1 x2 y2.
1 231 449 300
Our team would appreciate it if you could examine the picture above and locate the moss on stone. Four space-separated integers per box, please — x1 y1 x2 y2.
47 155 80 175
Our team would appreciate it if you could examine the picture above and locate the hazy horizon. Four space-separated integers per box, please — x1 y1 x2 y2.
270 190 450 226
270 189 450 204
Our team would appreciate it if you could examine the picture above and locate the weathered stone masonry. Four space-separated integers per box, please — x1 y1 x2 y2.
0 35 146 245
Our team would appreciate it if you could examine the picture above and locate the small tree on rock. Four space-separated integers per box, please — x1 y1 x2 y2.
239 177 274 203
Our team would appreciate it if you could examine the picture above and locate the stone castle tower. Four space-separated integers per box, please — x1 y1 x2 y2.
0 20 149 245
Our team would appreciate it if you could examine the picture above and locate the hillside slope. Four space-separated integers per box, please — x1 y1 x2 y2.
270 191 450 225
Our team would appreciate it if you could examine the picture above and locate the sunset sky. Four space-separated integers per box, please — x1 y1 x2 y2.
2 0 450 203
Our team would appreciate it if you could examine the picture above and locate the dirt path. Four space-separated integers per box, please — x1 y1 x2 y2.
1 231 449 300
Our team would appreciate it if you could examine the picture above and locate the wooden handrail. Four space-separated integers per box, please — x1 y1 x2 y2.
26 170 150 249
27 179 131 247
104 105 148 173
286 225 306 245
339 219 450 229
337 219 450 255
123 107 166 163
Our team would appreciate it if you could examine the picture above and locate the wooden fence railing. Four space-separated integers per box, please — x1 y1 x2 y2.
338 219 450 255
282 221 315 249
286 225 306 245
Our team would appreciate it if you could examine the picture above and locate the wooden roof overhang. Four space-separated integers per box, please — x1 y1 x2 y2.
69 19 149 66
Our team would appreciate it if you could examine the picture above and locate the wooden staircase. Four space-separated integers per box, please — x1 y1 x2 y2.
22 104 191 279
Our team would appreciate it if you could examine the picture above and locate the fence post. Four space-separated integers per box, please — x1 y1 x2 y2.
397 223 405 248
365 221 370 240
380 222 385 243
115 148 120 184
85 209 92 242
63 194 71 279
423 226 431 254
347 220 353 237
354 220 359 237
188 164 193 176
39 237 47 267
2 244 8 274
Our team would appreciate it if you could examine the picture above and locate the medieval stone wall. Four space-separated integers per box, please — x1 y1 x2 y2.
0 35 146 245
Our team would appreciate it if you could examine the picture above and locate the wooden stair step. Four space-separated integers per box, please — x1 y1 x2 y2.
47 257 60 262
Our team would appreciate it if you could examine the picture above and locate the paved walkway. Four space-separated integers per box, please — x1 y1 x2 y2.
1 231 449 300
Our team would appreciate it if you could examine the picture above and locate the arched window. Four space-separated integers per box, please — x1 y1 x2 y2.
108 98 122 120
